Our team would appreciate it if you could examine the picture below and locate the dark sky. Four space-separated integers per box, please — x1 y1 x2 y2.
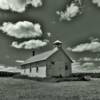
0 0 100 70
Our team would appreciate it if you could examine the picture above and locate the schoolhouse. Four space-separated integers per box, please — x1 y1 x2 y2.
21 40 73 78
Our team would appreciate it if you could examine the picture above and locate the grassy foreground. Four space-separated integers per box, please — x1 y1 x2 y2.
0 78 100 100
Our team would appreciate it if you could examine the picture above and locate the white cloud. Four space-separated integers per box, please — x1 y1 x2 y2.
56 2 82 21
11 39 48 49
82 62 94 67
79 57 100 62
0 21 42 39
67 38 100 52
81 62 95 70
0 66 21 73
72 61 100 73
92 0 100 7
27 0 42 7
16 60 24 63
72 61 81 72
0 21 50 50
0 64 22 73
0 0 42 13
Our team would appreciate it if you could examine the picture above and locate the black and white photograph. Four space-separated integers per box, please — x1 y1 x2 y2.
0 0 100 100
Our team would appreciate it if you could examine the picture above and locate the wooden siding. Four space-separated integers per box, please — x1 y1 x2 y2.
21 61 47 77
46 50 72 77
21 47 72 78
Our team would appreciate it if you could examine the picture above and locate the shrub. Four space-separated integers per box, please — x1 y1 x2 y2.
79 75 91 81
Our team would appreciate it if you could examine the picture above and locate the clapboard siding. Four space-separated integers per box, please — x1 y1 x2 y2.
46 50 72 77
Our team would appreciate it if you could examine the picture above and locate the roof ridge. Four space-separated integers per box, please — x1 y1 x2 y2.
60 47 73 62
35 47 58 56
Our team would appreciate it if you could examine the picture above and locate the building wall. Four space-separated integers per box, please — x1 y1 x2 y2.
46 50 72 77
21 61 46 77
21 48 72 78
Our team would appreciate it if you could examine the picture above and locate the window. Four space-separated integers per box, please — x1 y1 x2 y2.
51 61 55 65
24 65 26 73
65 63 68 70
36 66 39 73
30 65 32 73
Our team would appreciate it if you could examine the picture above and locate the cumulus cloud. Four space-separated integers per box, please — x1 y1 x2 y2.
78 57 100 62
0 66 21 73
16 60 24 63
92 0 100 7
0 21 42 39
0 0 42 13
11 39 48 49
67 38 100 52
56 0 82 21
72 61 100 72
81 62 95 70
72 61 81 72
0 21 50 50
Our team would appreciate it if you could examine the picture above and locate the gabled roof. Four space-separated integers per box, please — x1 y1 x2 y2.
21 48 58 65
21 47 73 66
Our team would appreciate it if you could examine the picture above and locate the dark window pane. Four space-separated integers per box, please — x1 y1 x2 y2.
30 66 32 73
65 64 68 70
36 66 39 72
51 61 55 65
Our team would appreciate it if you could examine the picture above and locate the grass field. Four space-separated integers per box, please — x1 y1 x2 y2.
0 78 100 100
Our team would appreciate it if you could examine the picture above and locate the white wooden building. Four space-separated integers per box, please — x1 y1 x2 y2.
21 40 73 78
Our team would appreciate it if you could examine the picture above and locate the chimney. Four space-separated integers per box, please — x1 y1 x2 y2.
53 40 62 48
32 51 35 56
